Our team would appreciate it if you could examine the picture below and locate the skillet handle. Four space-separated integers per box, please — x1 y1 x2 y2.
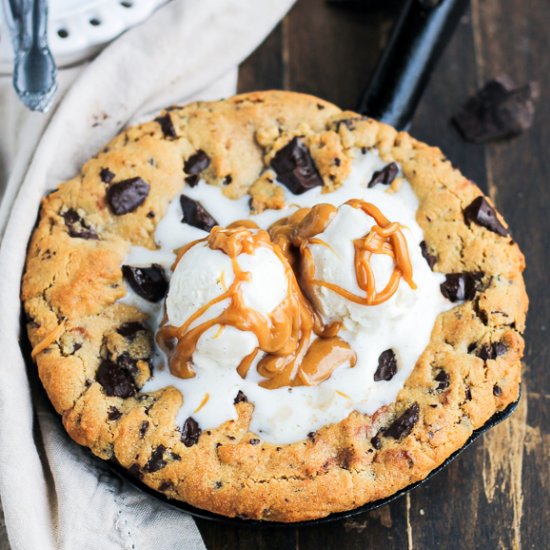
356 0 468 130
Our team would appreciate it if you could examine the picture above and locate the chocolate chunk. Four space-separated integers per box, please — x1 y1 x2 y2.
476 344 493 361
127 463 143 480
420 240 437 269
214 481 223 489
492 342 508 357
184 150 211 176
367 163 399 188
371 435 382 450
159 480 174 492
467 342 478 353
374 349 398 381
116 352 139 372
453 77 539 143
117 322 146 340
100 167 115 183
181 417 201 447
334 117 366 131
465 387 472 401
144 445 167 473
107 406 122 421
139 421 150 438
62 209 98 240
249 438 260 445
122 264 168 302
307 431 316 441
435 369 450 391
234 390 248 404
440 272 483 302
476 341 508 361
385 403 420 440
464 196 509 237
185 174 200 187
493 384 502 396
180 195 218 231
155 113 177 139
270 137 323 194
107 177 150 215
96 359 138 398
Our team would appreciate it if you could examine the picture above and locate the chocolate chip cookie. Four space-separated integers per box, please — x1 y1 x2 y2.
22 91 527 522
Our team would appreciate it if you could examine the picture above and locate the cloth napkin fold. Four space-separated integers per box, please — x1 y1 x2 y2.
0 1 295 548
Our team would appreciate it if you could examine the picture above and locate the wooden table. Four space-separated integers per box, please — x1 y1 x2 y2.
196 1 549 548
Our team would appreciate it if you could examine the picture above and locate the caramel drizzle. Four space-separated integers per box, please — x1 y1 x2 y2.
299 200 416 306
31 321 66 358
157 226 356 389
157 200 414 390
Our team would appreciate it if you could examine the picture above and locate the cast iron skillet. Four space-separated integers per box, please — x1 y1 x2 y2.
21 0 520 527
20 318 520 527
106 396 520 527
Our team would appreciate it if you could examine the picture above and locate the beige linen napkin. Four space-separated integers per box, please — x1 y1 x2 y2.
0 1 294 548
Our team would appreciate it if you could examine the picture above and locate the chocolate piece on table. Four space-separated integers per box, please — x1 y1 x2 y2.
374 349 398 381
107 177 150 215
453 76 539 143
367 162 399 188
122 264 168 302
155 113 177 139
270 137 323 194
464 196 509 237
180 195 218 231
440 272 482 302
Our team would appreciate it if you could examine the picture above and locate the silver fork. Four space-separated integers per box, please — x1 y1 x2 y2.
2 0 57 112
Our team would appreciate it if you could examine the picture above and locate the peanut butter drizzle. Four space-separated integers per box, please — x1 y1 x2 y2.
158 199 415 390
272 200 416 307
31 321 65 358
157 225 356 388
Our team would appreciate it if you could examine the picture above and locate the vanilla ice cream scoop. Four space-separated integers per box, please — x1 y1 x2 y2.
160 228 289 377
299 201 428 331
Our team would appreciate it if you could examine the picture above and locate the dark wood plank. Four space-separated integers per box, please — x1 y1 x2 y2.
238 22 285 92
285 0 394 109
197 523 297 550
470 1 550 549
412 8 487 191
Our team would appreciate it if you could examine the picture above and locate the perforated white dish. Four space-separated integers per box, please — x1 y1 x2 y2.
0 0 168 73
